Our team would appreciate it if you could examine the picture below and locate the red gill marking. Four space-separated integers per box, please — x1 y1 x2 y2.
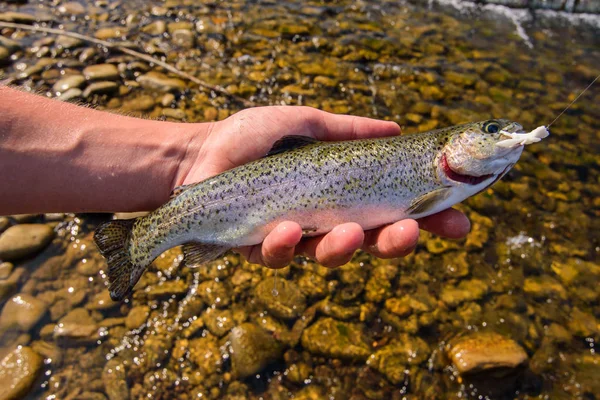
441 153 494 185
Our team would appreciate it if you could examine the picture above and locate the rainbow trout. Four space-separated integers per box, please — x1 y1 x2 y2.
94 119 548 300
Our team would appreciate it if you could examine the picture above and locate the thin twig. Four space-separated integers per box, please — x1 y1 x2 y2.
0 21 256 107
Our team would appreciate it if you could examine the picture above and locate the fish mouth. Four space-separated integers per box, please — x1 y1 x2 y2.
441 153 494 185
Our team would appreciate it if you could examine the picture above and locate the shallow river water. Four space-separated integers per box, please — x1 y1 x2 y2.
0 0 599 399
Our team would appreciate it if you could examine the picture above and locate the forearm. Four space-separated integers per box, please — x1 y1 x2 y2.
0 86 206 214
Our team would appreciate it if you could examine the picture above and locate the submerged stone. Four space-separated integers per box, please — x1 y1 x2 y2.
0 224 54 260
229 323 283 378
0 346 43 400
448 332 527 374
301 317 371 361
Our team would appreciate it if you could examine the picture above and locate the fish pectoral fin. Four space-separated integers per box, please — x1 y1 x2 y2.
407 187 452 216
265 135 319 157
169 183 197 199
182 242 230 267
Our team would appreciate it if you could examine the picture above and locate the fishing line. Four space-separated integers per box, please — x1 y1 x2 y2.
547 73 600 128
272 270 279 297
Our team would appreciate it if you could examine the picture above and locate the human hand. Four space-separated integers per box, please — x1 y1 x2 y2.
178 106 470 268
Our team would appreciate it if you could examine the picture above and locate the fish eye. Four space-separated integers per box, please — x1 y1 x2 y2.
483 121 501 134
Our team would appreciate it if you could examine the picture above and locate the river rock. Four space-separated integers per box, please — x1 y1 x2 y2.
95 27 128 40
122 95 155 112
83 64 119 81
137 71 186 92
141 21 166 35
301 317 371 361
58 88 83 102
367 334 431 384
255 277 307 319
54 308 98 339
82 81 118 98
58 1 86 15
0 262 13 279
0 346 43 400
125 305 149 329
0 293 48 333
448 332 528 374
0 11 50 23
203 308 234 337
229 323 283 378
0 217 9 233
52 74 85 94
0 47 9 63
102 359 129 400
161 108 186 120
0 224 54 260
55 35 84 49
171 29 195 48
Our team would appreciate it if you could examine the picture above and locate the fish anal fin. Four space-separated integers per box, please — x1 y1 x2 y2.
182 242 229 267
265 135 319 157
407 187 451 216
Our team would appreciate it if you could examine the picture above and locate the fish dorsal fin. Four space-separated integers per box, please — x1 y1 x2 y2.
407 187 452 216
170 183 195 199
265 135 319 157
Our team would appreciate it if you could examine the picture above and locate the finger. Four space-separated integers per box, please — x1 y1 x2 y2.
317 111 402 141
296 223 364 268
363 219 420 258
261 222 303 268
417 208 471 239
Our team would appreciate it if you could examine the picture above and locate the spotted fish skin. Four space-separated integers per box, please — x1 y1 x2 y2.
94 119 527 300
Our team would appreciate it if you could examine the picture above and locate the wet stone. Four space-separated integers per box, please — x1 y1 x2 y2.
301 317 371 361
102 359 129 400
367 334 431 384
54 308 98 339
0 294 48 333
161 108 186 120
448 332 528 374
0 262 13 279
0 346 43 400
58 88 83 101
95 27 128 40
203 308 234 337
147 279 188 299
58 2 86 15
55 35 84 49
82 81 118 98
523 276 567 300
255 277 307 319
0 224 54 261
171 29 195 48
86 291 118 311
229 323 283 379
83 64 119 81
141 20 166 35
53 74 85 94
0 47 9 63
122 95 155 112
137 71 186 92
441 279 488 308
0 217 9 233
125 305 149 329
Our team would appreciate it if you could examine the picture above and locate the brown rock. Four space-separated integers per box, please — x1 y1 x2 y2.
448 332 528 374
0 346 43 400
0 224 54 260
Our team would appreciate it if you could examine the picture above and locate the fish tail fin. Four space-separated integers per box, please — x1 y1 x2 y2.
94 218 144 301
